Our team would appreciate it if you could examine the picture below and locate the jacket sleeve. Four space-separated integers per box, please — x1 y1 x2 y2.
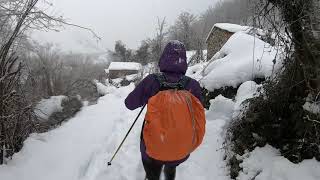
125 74 158 110
187 79 204 105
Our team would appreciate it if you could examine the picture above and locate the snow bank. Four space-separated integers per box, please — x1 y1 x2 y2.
303 94 320 115
125 73 139 81
232 81 262 118
234 81 261 109
201 32 281 91
34 96 67 120
96 82 117 96
303 102 320 115
109 78 123 87
187 50 197 62
186 62 208 81
206 95 235 121
238 145 320 180
186 50 208 64
108 62 142 71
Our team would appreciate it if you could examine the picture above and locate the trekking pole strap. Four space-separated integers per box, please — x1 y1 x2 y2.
108 104 147 166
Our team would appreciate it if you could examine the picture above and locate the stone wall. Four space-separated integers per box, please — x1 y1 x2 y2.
109 69 139 79
207 28 233 61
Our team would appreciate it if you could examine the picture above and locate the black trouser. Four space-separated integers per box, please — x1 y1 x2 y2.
142 157 176 180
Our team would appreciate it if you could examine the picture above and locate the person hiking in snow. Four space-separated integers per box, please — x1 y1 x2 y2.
125 40 206 180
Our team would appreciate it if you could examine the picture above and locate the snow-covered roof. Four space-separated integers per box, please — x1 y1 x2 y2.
108 62 142 71
201 32 282 91
206 23 251 42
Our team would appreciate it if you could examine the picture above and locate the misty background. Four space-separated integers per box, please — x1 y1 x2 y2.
33 0 218 53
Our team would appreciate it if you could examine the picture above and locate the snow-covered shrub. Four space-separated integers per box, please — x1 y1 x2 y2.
65 79 99 103
187 50 207 66
202 87 238 109
108 73 142 88
237 145 320 180
225 6 320 171
34 95 83 128
35 96 67 120
48 96 83 127
227 63 320 176
96 81 117 96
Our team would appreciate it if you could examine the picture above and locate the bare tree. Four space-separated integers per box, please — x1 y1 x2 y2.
30 43 63 96
264 0 320 95
153 17 168 62
169 12 196 50
0 0 43 164
188 18 208 64
0 0 71 164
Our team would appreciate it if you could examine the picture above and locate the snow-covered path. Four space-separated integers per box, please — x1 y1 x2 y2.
1 82 320 180
0 84 229 180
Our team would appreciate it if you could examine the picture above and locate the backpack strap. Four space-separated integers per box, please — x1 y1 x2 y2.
178 76 191 90
154 73 167 89
153 73 191 91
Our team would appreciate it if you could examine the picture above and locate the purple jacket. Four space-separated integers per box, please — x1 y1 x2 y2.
125 41 203 165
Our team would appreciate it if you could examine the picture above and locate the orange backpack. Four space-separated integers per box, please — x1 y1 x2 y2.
143 74 206 161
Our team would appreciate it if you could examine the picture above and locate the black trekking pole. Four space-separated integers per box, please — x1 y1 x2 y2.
108 104 147 166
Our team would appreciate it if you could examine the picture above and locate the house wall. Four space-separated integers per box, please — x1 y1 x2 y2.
207 28 233 61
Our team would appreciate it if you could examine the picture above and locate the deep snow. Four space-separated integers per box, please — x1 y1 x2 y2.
0 84 229 180
201 32 282 91
34 95 67 120
108 62 142 71
237 145 320 180
1 82 319 180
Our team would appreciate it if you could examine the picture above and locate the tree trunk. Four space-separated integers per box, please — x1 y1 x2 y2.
310 0 320 40
45 72 53 96
309 0 320 89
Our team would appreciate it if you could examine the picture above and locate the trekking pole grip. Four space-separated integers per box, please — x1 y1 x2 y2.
108 104 147 166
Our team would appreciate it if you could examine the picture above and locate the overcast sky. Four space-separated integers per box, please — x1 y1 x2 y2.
33 0 217 53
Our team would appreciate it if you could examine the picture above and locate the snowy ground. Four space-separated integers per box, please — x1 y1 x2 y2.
0 84 229 180
1 82 320 180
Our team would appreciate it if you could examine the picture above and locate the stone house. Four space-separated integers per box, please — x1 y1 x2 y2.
108 62 142 79
206 23 250 61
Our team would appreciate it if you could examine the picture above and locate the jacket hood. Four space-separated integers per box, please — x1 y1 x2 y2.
159 40 188 75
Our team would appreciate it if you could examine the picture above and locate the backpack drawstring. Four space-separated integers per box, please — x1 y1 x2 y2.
185 93 196 152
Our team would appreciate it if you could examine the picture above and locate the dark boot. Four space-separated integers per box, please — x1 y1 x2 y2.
164 165 176 180
142 158 163 180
